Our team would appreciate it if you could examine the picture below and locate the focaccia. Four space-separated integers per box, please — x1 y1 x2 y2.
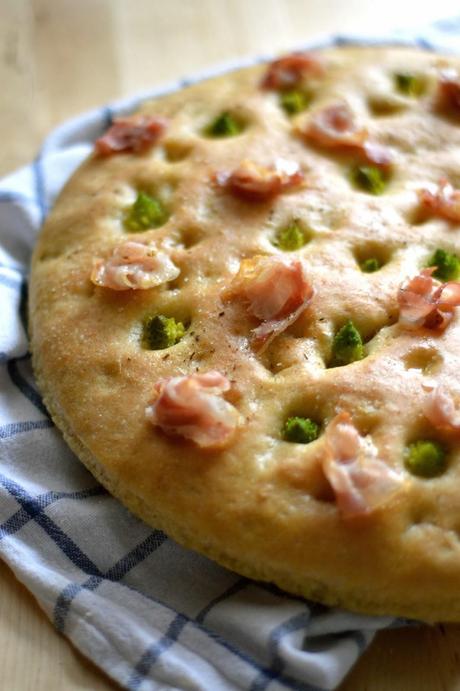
30 46 460 622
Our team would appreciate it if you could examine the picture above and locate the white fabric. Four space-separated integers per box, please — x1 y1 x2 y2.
2 19 457 690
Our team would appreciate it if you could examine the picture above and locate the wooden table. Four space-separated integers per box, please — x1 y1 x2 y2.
3 1 460 688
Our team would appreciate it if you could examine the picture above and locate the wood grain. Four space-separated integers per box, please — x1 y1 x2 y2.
2 0 460 688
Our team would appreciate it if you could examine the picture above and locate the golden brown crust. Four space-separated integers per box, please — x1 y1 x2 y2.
30 46 460 622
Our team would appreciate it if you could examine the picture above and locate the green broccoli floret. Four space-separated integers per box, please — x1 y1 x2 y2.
142 315 185 350
331 321 364 367
124 192 167 232
404 440 447 478
282 416 319 443
280 89 311 115
360 257 381 273
427 248 460 281
351 166 387 195
274 222 308 251
394 72 425 97
204 112 244 137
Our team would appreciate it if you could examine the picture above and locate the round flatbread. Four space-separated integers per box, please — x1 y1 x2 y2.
30 46 460 622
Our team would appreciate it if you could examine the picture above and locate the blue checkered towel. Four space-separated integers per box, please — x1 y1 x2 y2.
1 19 459 691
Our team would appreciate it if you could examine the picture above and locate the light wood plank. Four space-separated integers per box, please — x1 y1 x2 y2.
31 0 120 132
340 624 460 690
0 560 115 690
0 0 39 175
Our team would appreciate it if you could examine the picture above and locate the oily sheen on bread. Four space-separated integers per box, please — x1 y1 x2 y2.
30 46 460 622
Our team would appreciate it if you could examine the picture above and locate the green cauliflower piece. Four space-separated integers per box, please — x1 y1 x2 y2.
427 248 460 281
274 222 308 251
404 440 447 478
282 416 319 443
124 192 168 232
360 257 381 273
394 72 425 97
143 315 185 350
331 320 364 367
205 112 244 137
280 89 311 115
351 165 387 195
